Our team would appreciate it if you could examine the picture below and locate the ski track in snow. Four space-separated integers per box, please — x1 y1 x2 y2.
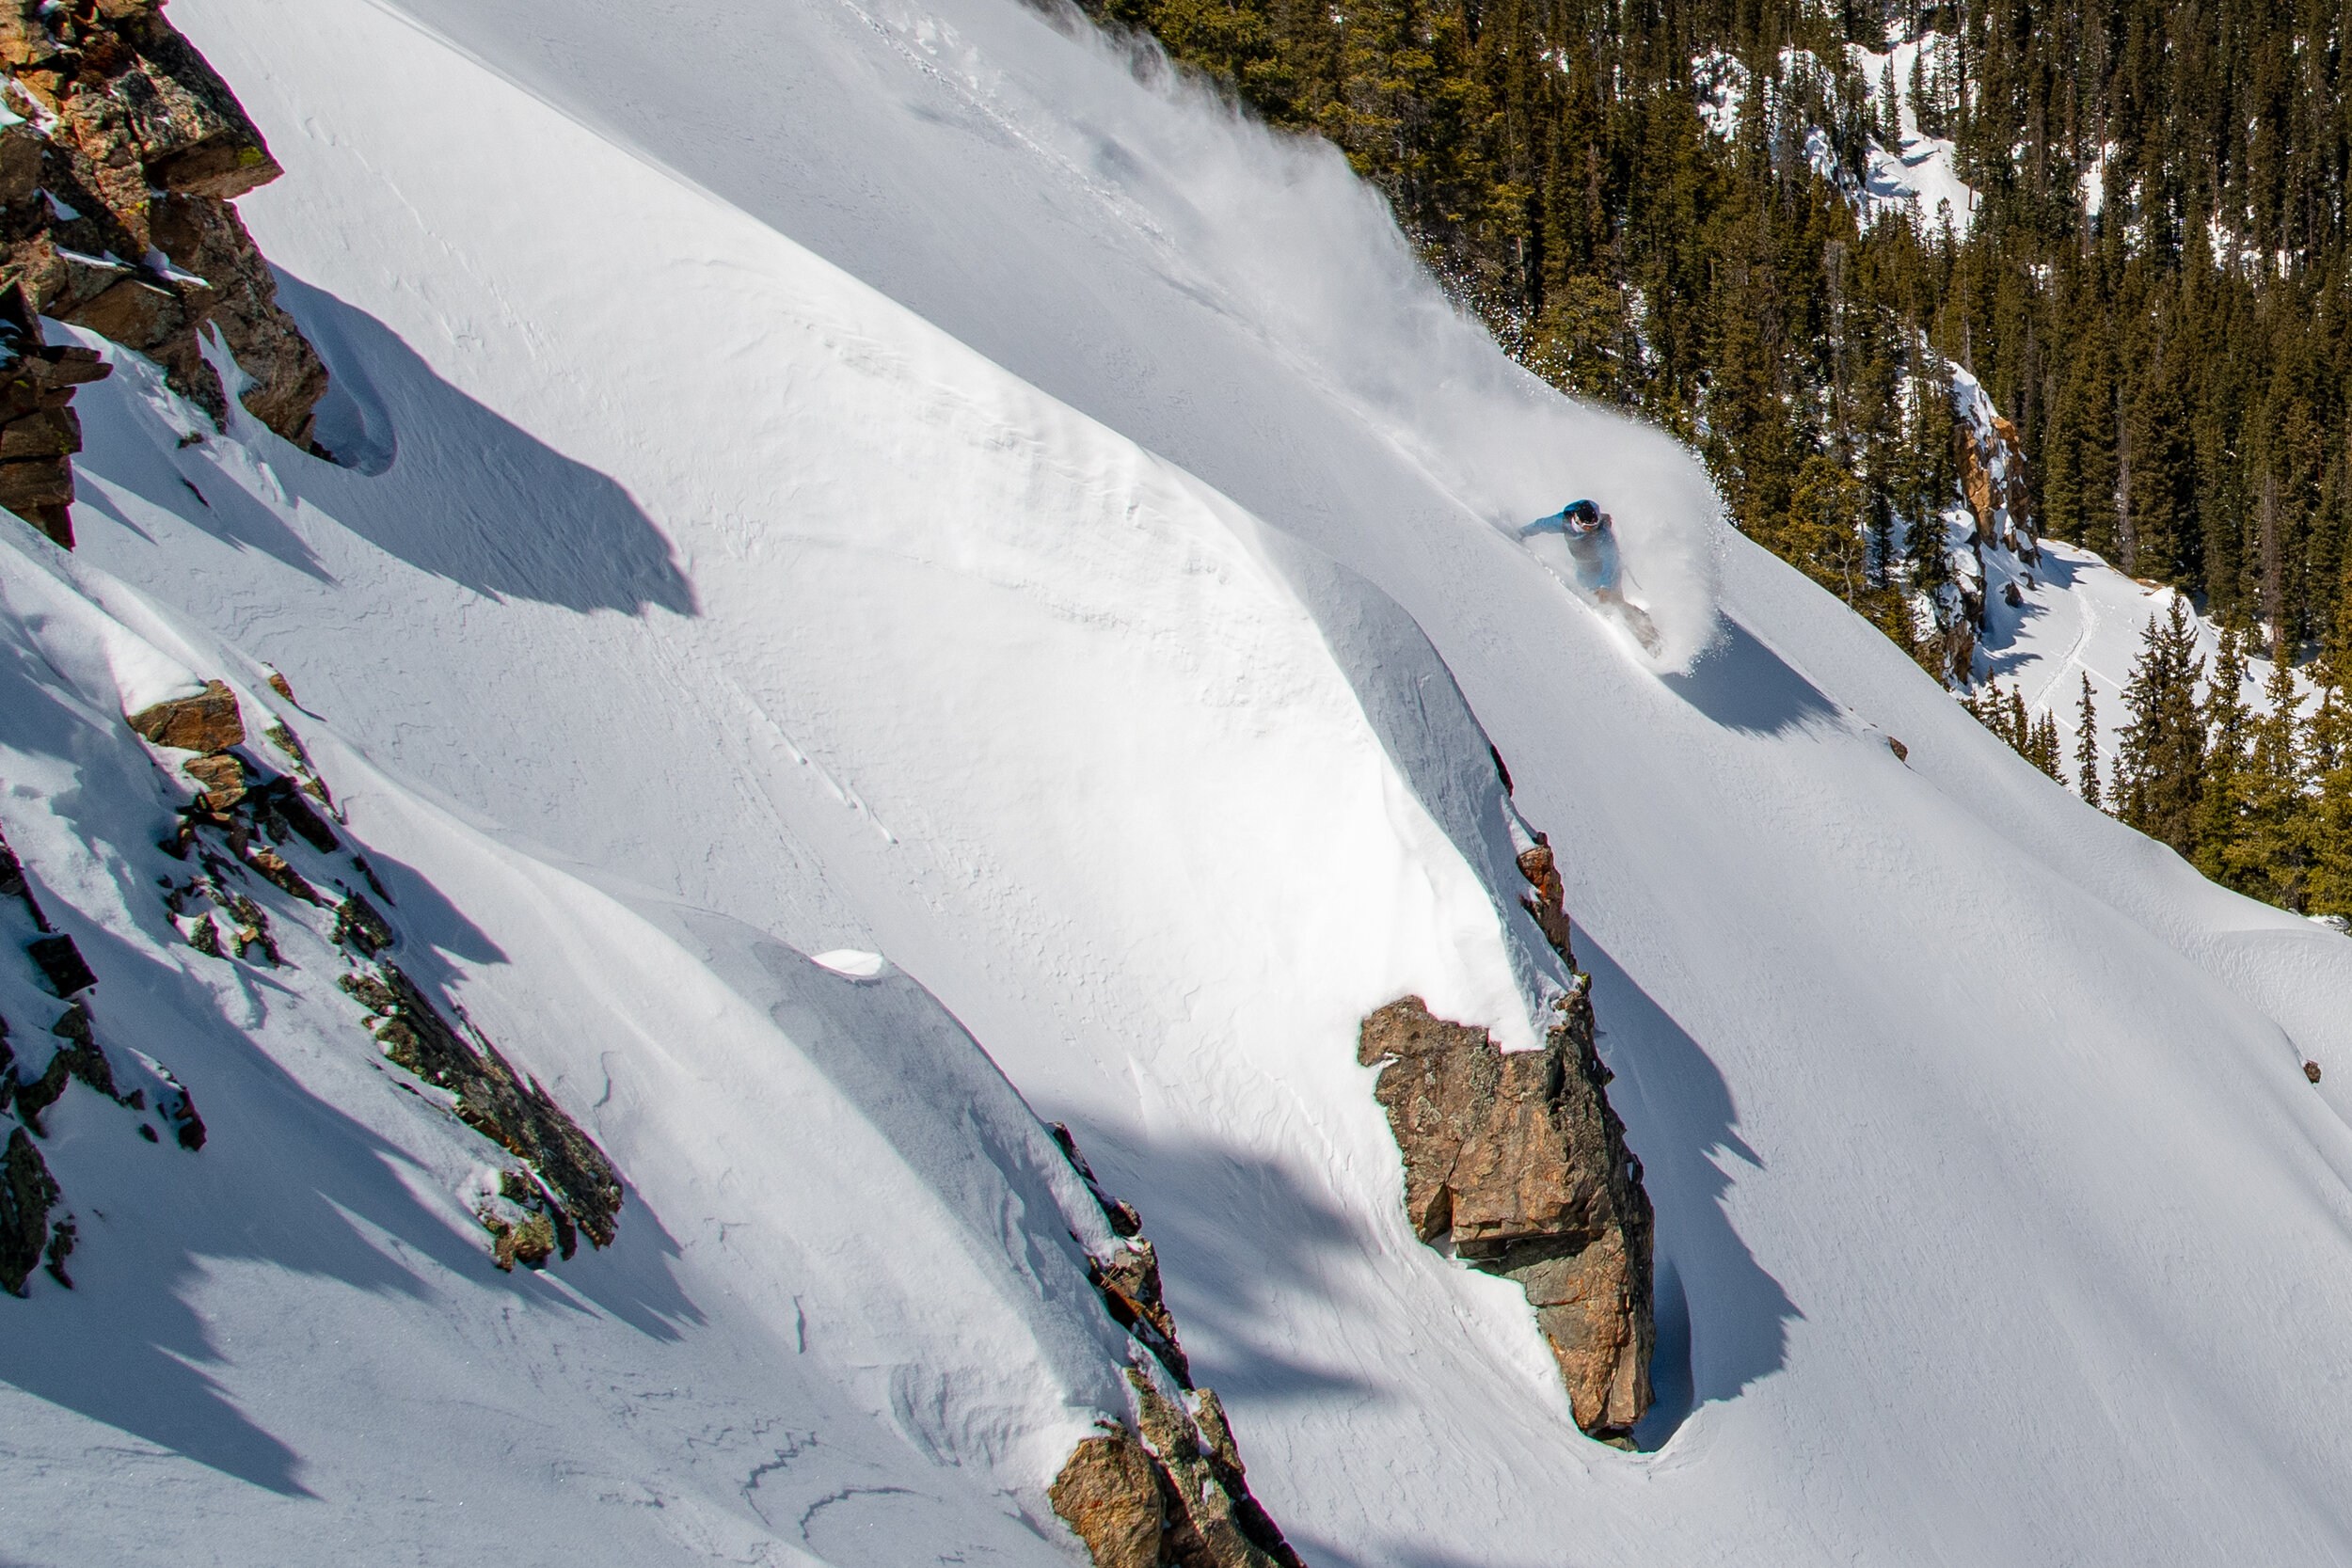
0 0 2350 1564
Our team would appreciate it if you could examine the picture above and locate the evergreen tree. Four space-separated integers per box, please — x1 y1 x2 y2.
2118 598 2207 857
2031 707 2062 780
2230 656 2312 909
1080 0 2352 918
2074 673 2103 808
2194 623 2251 880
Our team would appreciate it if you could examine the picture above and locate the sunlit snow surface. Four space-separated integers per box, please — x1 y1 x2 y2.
4 0 2352 1564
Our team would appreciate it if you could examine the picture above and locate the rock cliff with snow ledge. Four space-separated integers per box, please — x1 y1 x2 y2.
0 0 325 546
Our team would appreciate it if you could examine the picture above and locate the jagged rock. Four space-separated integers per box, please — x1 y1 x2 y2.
149 191 326 446
241 842 321 905
0 0 327 542
0 453 72 540
1358 992 1654 1441
185 911 222 958
10 1037 68 1133
0 404 75 458
331 893 393 957
181 750 246 809
25 932 94 997
0 833 24 905
485 1206 557 1272
48 998 127 1104
1515 838 1575 966
41 1209 73 1287
1089 1236 1190 1386
2305 1060 2323 1084
254 773 338 852
1045 1122 1305 1568
127 679 244 752
1052 1374 1306 1568
1053 1119 1143 1236
1130 1373 1298 1568
1052 1427 1165 1568
0 303 109 546
1186 1389 1302 1568
342 963 623 1256
1051 1120 1187 1382
0 1125 59 1296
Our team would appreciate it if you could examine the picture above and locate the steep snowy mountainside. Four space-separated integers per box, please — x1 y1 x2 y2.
0 521 1184 1564
4 0 1590 1559
361 0 1725 671
7 0 2352 1563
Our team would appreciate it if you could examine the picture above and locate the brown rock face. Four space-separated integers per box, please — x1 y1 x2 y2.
1046 1125 1307 1568
1515 839 1575 966
1052 1429 1166 1568
1359 992 1653 1438
0 0 327 542
1960 408 2035 557
1051 1374 1305 1568
149 191 326 446
127 678 244 752
180 750 246 809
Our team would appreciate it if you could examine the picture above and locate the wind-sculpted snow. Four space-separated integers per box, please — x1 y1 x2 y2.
369 0 1726 670
9 0 2352 1561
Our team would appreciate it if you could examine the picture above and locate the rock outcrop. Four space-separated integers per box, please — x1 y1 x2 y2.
0 0 328 546
1051 1425 1164 1568
0 813 205 1296
1049 1125 1306 1568
1355 828 1654 1443
339 964 623 1259
0 1123 63 1295
136 673 628 1270
128 678 246 752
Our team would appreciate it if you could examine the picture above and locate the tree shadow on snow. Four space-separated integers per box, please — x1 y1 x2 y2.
0 683 702 1496
1978 548 2080 684
72 272 695 619
1661 617 1840 736
1576 934 1800 1450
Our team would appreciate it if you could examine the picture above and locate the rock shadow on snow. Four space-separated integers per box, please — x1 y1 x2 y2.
1661 618 1840 736
72 274 696 619
0 916 704 1495
1072 1132 1378 1405
1977 546 2080 684
1574 933 1798 1450
0 675 701 1493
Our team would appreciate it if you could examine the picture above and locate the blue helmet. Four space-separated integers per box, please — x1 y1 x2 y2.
1563 499 1603 530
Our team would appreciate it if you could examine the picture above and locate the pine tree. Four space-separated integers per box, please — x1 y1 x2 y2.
2194 623 2252 880
2074 673 2103 808
2031 707 2062 780
2118 598 2208 857
1078 0 2352 919
2230 656 2312 909
2309 676 2352 915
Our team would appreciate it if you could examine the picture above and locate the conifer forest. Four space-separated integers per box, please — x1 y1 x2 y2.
1074 0 2352 917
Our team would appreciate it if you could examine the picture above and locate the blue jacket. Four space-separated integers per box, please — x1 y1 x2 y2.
1518 505 1620 594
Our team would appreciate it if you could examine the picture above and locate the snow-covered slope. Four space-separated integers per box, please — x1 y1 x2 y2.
7 0 2352 1564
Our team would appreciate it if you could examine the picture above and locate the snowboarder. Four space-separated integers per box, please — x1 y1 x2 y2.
1519 499 1622 597
1518 499 1661 652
